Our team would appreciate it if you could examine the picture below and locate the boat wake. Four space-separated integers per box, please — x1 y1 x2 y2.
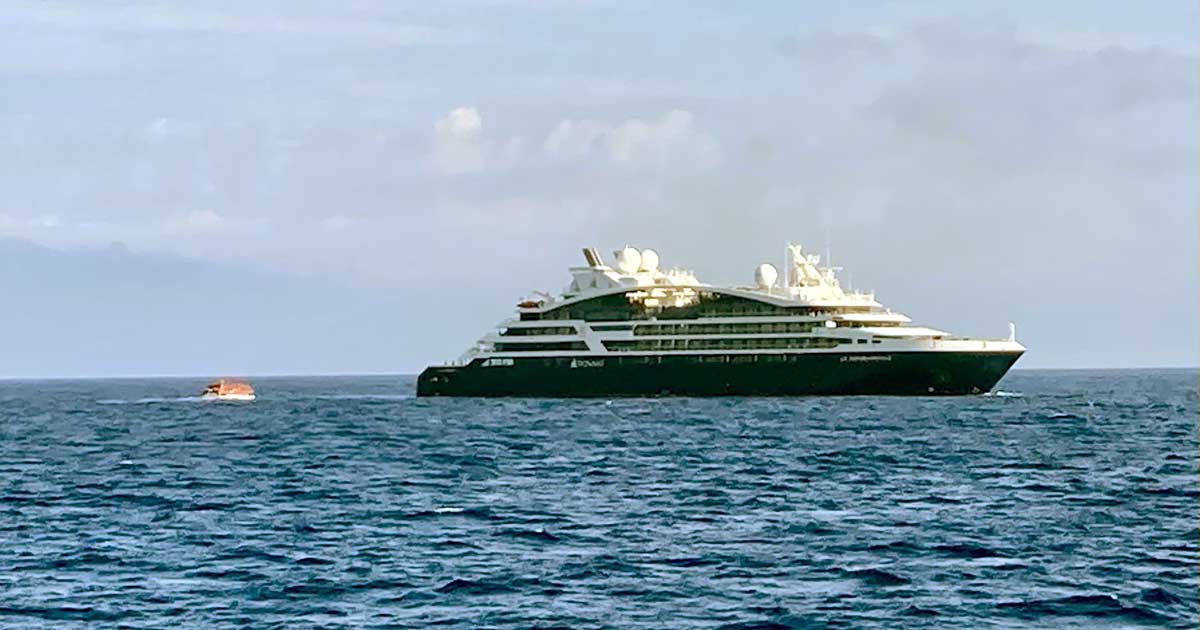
97 396 209 405
97 393 410 405
985 391 1024 398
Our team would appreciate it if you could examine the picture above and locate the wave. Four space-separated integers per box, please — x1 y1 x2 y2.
557 554 641 581
214 546 289 564
996 594 1166 623
272 576 416 599
865 540 921 553
293 556 335 566
1140 586 1189 607
404 506 496 521
0 606 128 623
842 567 911 586
656 556 723 568
495 528 560 543
715 622 798 630
932 543 1009 559
435 577 528 596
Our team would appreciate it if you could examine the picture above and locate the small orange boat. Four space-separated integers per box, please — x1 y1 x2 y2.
201 379 256 401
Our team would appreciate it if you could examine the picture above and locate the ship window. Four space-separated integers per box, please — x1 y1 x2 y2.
872 339 881 344
856 339 867 344
591 323 633 331
494 341 588 352
501 326 575 336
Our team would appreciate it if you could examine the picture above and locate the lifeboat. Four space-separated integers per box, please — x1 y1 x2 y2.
517 299 542 308
201 379 255 401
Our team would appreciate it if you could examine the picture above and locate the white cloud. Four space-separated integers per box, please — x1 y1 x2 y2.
432 107 485 175
543 110 719 169
429 108 719 178
0 213 62 232
166 209 226 232
543 119 609 159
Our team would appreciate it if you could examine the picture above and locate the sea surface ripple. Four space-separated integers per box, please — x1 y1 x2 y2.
0 369 1195 628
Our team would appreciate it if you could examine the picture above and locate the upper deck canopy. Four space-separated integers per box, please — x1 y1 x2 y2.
518 243 883 321
525 285 888 322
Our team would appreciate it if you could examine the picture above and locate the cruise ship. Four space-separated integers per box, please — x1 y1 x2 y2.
417 243 1024 397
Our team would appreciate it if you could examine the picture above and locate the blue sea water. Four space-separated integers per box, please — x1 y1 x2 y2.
0 369 1195 629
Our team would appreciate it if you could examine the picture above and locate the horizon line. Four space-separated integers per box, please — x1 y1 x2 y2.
0 365 1197 382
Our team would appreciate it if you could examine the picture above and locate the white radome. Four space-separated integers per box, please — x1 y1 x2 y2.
640 248 660 272
755 263 778 289
615 246 642 274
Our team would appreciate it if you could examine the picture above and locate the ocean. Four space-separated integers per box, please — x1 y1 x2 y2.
0 369 1195 628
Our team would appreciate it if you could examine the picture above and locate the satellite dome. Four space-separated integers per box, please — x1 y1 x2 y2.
615 246 642 274
639 248 660 272
754 263 778 289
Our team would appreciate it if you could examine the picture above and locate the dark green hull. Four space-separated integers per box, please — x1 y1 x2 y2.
417 351 1023 397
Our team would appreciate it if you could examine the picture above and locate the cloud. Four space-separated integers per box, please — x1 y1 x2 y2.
0 213 62 233
860 27 1195 175
542 119 607 159
430 107 720 177
431 107 486 175
543 110 719 169
166 209 225 233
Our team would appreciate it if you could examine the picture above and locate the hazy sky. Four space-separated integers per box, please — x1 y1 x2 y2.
1 1 1196 377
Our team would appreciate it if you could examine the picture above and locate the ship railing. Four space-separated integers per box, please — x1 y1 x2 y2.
929 336 1019 350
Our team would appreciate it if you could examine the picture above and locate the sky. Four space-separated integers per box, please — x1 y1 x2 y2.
0 1 1196 377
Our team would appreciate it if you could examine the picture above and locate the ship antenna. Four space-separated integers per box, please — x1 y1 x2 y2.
824 227 831 270
782 242 790 290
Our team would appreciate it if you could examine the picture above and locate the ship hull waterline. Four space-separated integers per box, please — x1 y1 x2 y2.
417 350 1023 397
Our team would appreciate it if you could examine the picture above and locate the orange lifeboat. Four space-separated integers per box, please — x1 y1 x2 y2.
517 299 542 309
201 379 256 401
